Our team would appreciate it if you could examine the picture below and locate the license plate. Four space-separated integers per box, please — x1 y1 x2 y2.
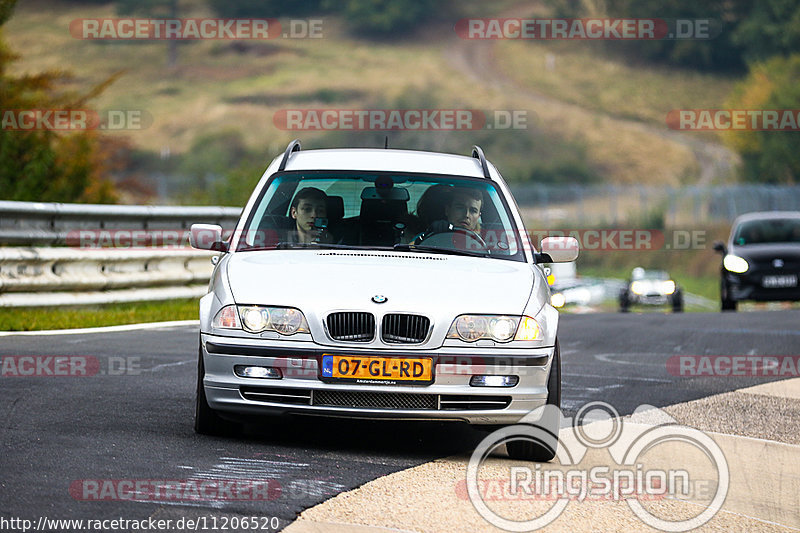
762 275 798 288
320 355 433 384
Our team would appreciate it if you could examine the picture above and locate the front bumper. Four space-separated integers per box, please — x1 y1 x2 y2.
200 333 554 425
631 293 670 306
725 271 800 302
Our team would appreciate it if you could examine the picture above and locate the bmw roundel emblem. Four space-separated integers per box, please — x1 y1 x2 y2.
372 295 387 304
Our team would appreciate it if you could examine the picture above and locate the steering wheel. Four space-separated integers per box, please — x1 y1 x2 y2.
413 223 488 251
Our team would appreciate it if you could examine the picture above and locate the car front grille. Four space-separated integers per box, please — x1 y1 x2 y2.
240 387 510 411
313 390 437 410
326 312 375 342
381 314 430 344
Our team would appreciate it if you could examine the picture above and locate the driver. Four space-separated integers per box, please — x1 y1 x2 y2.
445 188 482 232
289 187 329 244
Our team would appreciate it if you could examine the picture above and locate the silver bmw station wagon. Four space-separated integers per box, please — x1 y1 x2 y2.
190 140 578 461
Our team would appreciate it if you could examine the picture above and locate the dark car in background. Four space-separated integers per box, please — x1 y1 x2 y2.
714 211 800 311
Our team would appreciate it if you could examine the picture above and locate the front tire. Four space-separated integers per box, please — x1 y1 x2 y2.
671 290 684 313
619 291 630 313
505 340 561 462
195 345 240 436
720 281 737 312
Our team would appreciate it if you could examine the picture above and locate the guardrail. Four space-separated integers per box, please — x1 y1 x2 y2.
0 200 240 307
0 247 217 307
0 200 241 246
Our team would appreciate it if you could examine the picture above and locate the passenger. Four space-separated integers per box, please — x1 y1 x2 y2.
289 187 329 244
415 184 453 230
445 187 482 232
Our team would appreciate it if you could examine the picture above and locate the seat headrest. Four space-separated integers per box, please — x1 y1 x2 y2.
326 196 344 221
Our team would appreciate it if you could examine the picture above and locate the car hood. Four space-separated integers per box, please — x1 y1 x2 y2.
729 243 800 263
226 250 535 316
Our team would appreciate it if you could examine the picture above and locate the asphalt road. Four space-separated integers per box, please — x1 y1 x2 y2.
2 310 799 531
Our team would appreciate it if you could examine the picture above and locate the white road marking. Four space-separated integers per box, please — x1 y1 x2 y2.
594 353 665 367
0 320 198 337
563 372 671 383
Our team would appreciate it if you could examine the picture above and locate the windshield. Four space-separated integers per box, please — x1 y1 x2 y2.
235 171 525 261
733 218 800 245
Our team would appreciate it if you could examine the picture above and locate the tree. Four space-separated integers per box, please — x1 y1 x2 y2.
546 0 751 72
334 0 448 37
208 0 325 18
0 0 118 202
724 55 800 184
732 0 800 63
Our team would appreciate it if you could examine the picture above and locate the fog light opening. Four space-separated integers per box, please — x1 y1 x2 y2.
234 365 282 379
470 375 519 387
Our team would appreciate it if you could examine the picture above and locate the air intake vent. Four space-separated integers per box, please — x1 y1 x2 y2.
240 386 312 405
326 312 375 342
240 387 510 412
313 390 437 410
381 314 430 344
439 395 511 410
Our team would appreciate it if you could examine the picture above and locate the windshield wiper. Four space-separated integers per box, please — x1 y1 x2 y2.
392 243 489 258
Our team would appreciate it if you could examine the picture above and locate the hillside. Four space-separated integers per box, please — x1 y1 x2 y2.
4 0 741 190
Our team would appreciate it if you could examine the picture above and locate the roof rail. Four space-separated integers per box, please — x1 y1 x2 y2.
471 145 491 179
278 139 302 171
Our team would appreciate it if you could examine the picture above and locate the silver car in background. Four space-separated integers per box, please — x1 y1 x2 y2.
190 140 578 461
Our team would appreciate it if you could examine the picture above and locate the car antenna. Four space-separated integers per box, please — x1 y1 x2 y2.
384 135 388 149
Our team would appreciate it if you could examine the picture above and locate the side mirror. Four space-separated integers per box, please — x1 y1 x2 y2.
712 241 727 255
189 224 228 252
535 236 579 263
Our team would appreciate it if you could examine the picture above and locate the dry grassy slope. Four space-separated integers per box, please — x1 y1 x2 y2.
4 1 739 186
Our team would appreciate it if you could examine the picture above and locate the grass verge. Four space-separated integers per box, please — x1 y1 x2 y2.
578 265 719 302
0 299 198 331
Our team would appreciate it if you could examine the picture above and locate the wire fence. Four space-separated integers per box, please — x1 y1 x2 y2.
510 185 800 227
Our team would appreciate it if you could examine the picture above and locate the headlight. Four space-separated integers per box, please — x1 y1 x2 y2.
241 306 269 332
268 307 306 335
454 315 489 342
550 292 566 308
661 280 676 295
723 254 749 273
213 305 309 335
447 315 540 343
212 305 240 329
514 316 540 341
630 281 645 295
